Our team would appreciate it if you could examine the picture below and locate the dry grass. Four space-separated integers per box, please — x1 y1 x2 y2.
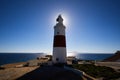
96 62 120 71
0 67 38 80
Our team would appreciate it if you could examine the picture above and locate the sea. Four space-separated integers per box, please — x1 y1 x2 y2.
0 53 114 65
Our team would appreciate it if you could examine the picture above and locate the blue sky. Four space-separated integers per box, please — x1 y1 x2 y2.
0 0 120 54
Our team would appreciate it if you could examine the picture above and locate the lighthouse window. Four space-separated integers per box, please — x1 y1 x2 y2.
57 32 59 34
56 58 59 61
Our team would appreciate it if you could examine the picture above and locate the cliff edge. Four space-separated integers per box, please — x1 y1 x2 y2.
103 51 120 62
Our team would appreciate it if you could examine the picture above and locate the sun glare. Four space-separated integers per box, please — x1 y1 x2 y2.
62 14 68 26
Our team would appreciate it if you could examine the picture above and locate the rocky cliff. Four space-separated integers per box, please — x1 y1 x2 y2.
103 51 120 62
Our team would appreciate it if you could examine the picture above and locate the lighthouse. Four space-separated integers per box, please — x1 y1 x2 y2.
52 15 67 64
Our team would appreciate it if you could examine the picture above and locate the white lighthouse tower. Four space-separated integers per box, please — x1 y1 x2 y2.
52 15 67 64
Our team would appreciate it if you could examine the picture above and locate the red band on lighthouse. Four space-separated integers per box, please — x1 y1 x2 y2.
53 35 66 47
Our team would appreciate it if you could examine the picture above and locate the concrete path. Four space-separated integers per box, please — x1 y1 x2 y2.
17 66 83 80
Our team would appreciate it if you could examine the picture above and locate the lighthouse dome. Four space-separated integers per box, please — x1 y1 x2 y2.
56 15 63 23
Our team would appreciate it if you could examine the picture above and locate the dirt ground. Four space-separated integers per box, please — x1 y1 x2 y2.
0 66 38 80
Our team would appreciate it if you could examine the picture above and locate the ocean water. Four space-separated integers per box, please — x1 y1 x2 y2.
76 53 114 60
0 53 114 65
0 53 44 65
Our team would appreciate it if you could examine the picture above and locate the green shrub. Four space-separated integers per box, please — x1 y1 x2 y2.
72 64 120 80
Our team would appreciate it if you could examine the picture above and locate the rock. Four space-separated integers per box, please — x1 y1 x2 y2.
115 51 120 54
0 66 5 70
104 51 120 62
15 64 24 68
27 60 39 67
